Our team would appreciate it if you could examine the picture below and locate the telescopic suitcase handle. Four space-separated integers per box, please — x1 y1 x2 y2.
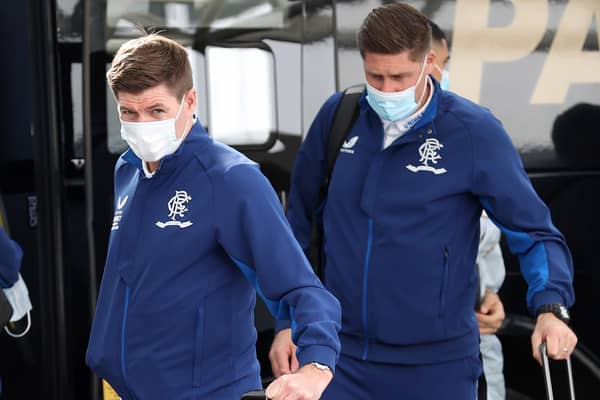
240 390 266 400
540 342 576 400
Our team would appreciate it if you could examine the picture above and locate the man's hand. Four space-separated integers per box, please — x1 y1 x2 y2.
476 290 505 335
531 313 578 365
265 363 333 400
269 328 299 377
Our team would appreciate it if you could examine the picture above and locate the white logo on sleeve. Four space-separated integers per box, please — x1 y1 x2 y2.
340 136 359 154
111 195 129 231
406 138 447 175
117 195 128 210
156 190 193 229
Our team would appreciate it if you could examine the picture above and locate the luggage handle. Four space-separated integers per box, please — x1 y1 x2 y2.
240 390 266 400
540 342 576 400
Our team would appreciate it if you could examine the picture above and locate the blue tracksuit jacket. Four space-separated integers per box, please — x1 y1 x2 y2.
0 227 22 288
86 122 341 399
284 80 574 365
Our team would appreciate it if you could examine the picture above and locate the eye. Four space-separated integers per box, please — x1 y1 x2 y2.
151 108 166 115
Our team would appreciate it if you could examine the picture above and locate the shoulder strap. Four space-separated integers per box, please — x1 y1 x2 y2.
324 84 365 187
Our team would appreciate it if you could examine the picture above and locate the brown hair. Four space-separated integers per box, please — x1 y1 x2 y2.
358 3 432 61
107 33 193 99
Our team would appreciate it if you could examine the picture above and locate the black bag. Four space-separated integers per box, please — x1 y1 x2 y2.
308 84 364 278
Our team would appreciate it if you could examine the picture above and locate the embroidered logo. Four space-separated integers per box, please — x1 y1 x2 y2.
111 195 129 231
155 190 193 229
340 136 359 154
406 138 447 175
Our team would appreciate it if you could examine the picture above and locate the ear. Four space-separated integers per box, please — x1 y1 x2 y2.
424 50 436 76
185 89 197 112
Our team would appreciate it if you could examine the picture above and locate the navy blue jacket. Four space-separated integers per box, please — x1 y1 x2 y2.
0 227 22 288
284 81 574 364
86 123 341 399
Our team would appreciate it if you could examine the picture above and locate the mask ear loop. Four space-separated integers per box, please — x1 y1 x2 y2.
414 54 431 106
4 311 31 338
173 94 190 141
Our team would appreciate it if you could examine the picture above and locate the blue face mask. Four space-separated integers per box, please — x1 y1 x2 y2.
366 56 428 122
435 64 450 91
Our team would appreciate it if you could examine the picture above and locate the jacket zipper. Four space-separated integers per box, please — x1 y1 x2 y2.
121 286 134 399
439 248 449 317
362 219 373 360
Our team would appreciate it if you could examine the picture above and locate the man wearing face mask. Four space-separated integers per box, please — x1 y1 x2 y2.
270 3 577 399
86 33 342 400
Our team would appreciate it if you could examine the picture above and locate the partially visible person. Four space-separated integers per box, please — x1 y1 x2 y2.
86 33 341 400
429 20 450 91
0 226 33 398
476 213 506 400
552 102 600 167
0 227 32 337
430 20 506 400
271 4 577 400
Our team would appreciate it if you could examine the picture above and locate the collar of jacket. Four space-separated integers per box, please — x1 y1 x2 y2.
122 121 207 177
358 75 441 141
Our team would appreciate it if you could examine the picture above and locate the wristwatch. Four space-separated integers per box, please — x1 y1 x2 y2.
536 303 570 324
311 362 331 372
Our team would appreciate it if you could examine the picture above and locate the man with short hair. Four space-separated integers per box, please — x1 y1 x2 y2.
86 33 341 400
270 4 577 399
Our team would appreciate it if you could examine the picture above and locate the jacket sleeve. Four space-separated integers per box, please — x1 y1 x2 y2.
0 227 23 288
213 162 341 371
470 112 574 315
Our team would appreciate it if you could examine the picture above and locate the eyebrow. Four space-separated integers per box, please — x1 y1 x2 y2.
144 103 167 110
119 102 167 112
366 71 411 78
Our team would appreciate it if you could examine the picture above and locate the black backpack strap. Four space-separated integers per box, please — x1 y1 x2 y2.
309 85 364 278
323 84 365 189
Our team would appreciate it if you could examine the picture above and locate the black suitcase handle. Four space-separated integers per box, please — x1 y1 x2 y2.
241 390 266 400
540 342 576 400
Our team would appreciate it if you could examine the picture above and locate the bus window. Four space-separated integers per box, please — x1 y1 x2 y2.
206 45 277 147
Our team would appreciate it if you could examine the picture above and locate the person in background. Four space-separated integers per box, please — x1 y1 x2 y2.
86 33 341 400
430 19 506 400
270 4 577 399
0 226 33 397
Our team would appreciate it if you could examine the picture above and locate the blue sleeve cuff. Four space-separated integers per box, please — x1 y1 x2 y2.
530 290 568 316
274 319 292 333
297 344 338 374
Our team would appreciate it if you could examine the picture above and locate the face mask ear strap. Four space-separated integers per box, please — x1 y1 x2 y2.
175 93 189 120
4 311 31 338
415 53 430 87
413 53 432 104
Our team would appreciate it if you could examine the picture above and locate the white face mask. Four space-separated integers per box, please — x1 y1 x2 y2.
120 95 189 162
3 274 32 337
